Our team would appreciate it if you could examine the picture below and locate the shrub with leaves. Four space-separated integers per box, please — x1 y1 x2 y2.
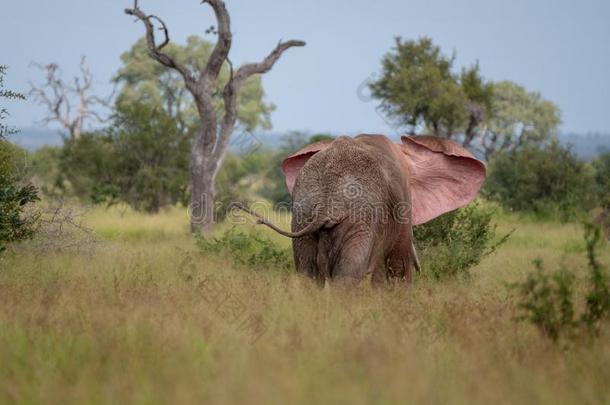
484 143 597 220
414 202 509 280
196 228 292 271
0 67 39 253
511 223 609 342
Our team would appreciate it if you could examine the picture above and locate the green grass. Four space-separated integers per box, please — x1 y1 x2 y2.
0 205 608 404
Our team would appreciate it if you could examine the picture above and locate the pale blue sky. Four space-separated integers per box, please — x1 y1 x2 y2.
2 0 609 136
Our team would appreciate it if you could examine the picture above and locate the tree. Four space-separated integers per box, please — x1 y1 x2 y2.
59 101 191 213
114 36 274 135
0 66 39 252
369 37 493 146
124 1 305 232
29 56 112 140
480 81 561 159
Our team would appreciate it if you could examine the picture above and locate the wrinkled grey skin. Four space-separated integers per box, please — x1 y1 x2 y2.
290 135 418 285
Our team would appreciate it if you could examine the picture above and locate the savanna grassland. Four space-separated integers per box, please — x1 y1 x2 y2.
0 206 609 405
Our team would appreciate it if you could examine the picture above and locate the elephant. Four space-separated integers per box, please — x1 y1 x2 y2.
238 134 486 284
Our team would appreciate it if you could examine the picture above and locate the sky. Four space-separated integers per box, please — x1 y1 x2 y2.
2 0 610 137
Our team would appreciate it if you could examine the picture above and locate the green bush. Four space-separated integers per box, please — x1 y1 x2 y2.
511 223 609 342
196 228 292 271
59 102 191 213
414 202 509 280
484 143 597 220
214 149 275 221
592 152 610 210
0 141 40 253
28 146 63 197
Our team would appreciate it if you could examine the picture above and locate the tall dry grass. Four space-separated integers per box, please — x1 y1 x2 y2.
0 205 608 404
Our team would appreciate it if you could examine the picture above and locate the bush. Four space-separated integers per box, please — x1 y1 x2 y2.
214 149 275 221
414 202 508 280
59 102 191 213
484 143 597 220
28 146 64 197
511 223 609 342
592 152 610 210
0 141 40 253
58 132 117 203
196 228 292 271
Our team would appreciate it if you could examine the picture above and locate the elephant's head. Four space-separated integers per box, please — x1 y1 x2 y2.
281 134 486 225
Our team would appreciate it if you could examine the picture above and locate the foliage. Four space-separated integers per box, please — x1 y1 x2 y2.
0 66 39 253
0 141 40 253
484 143 597 220
214 148 275 221
57 131 116 202
511 223 609 342
114 36 274 133
59 102 191 213
481 81 562 159
369 37 493 145
196 228 292 271
592 152 610 210
28 146 64 197
0 65 26 139
414 202 509 280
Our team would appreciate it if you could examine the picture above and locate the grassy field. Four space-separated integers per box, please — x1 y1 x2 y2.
0 205 609 404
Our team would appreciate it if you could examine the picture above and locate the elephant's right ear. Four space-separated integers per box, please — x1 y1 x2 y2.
282 140 333 194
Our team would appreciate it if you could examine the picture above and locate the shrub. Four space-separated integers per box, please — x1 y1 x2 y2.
59 102 191 213
414 202 509 280
214 149 275 221
484 143 597 220
592 152 610 210
511 223 609 342
0 141 40 253
196 228 292 271
28 146 64 197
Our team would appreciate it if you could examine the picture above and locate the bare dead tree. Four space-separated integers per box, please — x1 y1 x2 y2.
29 56 112 140
124 0 305 233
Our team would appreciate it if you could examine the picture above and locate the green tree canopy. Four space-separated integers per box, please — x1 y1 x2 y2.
369 37 493 146
114 36 274 133
59 101 191 213
481 81 561 159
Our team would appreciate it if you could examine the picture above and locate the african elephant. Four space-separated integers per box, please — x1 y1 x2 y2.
241 134 486 284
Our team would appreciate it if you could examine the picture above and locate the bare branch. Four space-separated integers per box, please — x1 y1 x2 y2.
213 39 305 160
200 0 232 82
148 15 170 50
233 40 306 85
125 3 195 85
29 57 112 139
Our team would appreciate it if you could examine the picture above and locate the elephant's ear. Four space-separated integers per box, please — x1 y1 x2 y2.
400 135 486 225
282 140 333 194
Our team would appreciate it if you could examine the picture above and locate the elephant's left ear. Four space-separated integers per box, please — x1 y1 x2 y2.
399 135 486 225
282 140 333 193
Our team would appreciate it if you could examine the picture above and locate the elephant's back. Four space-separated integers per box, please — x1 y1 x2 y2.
292 136 395 220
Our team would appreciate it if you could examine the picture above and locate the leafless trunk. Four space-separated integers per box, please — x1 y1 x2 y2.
125 0 305 233
29 56 112 140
